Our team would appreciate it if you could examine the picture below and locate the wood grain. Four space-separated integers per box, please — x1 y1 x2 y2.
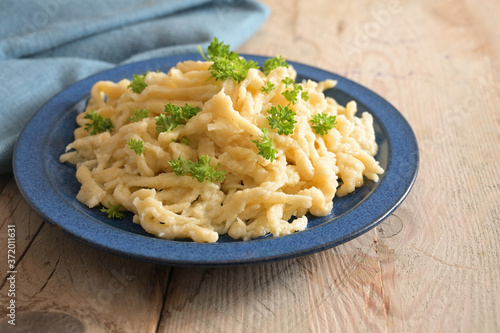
1 175 170 332
1 0 499 332
0 176 44 283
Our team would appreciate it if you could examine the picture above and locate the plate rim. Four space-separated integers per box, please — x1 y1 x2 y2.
13 54 419 266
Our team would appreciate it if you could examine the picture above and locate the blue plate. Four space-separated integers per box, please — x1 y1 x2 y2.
13 54 419 266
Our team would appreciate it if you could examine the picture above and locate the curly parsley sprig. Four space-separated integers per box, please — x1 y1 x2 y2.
128 72 149 94
199 37 259 83
127 109 150 122
310 113 337 136
155 103 202 134
127 138 145 155
301 91 310 101
266 105 296 135
172 137 191 146
261 81 275 94
252 128 278 162
169 155 226 183
210 55 259 83
199 37 238 60
263 55 289 75
84 110 114 135
282 77 294 87
101 202 125 219
279 77 310 105
283 83 310 105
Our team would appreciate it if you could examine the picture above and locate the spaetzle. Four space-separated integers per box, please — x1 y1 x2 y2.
60 50 384 243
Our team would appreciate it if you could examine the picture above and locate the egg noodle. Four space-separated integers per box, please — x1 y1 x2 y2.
60 53 384 243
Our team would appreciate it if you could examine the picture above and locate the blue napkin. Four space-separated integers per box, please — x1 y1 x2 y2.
0 0 269 174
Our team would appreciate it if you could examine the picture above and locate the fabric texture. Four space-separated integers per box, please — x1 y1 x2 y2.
0 0 269 173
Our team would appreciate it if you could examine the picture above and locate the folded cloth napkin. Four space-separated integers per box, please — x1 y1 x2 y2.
0 0 269 174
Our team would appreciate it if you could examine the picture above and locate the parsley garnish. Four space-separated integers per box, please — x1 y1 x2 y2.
301 91 310 101
252 128 277 162
281 77 294 87
199 37 259 83
310 113 337 136
83 110 114 135
155 103 201 134
209 56 259 83
155 113 177 134
203 37 238 60
280 77 309 105
282 84 303 105
261 81 275 94
169 156 195 176
191 155 226 183
127 109 149 122
166 103 201 122
263 55 289 75
101 202 125 219
172 137 191 146
266 105 296 135
169 155 226 183
128 72 149 94
127 138 145 155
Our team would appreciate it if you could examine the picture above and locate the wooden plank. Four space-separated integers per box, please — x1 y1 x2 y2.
0 177 44 283
155 0 500 331
157 232 382 332
1 0 499 331
0 209 171 332
157 216 414 332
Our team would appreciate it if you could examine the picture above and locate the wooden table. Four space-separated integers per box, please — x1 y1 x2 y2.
1 0 499 331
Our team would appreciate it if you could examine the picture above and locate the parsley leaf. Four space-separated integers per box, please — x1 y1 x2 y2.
128 72 149 94
209 56 259 83
280 77 309 105
84 110 114 135
263 55 289 75
206 37 238 60
301 91 310 101
281 77 295 87
199 37 259 83
165 103 201 122
252 128 277 162
310 113 337 136
261 81 275 94
127 109 150 122
171 137 191 146
169 155 195 176
192 155 226 183
169 155 226 183
266 105 296 135
155 113 177 134
155 103 202 134
127 138 145 155
282 84 303 105
101 202 125 219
